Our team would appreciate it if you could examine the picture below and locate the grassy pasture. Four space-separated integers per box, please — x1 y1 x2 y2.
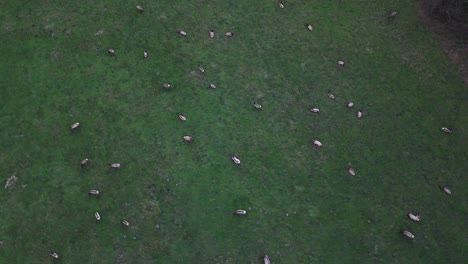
0 0 466 263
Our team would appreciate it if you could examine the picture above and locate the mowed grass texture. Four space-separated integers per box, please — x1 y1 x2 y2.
0 0 466 263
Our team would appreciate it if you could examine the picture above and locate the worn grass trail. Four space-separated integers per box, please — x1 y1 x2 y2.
0 0 466 263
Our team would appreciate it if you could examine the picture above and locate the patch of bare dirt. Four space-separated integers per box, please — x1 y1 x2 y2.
416 1 468 84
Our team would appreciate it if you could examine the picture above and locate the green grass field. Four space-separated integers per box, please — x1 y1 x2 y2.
0 0 466 263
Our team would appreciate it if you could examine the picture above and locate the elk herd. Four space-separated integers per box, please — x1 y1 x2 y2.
38 2 456 262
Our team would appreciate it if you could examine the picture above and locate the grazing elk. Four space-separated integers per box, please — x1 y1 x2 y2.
108 49 115 56
225 31 234 38
345 101 354 108
177 30 187 36
80 158 89 167
231 154 241 165
209 30 215 38
49 250 59 259
264 255 271 264
401 230 415 239
70 122 80 132
439 185 451 195
208 83 216 89
441 127 453 133
337 60 345 66
310 107 320 113
88 189 100 196
95 212 101 221
253 102 262 109
312 140 322 147
136 5 144 13
347 167 356 176
327 92 335 99
121 220 130 227
357 110 363 118
109 163 121 168
305 24 313 31
278 2 285 9
178 113 187 121
233 209 247 215
198 66 206 74
407 213 420 222
183 136 193 142
388 11 397 18
143 51 148 58
162 83 171 89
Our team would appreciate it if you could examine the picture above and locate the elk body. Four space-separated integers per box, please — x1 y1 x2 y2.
440 185 451 195
109 163 121 168
70 122 80 132
234 209 247 215
253 102 262 109
178 113 187 121
88 189 100 196
312 140 322 147
136 5 144 13
49 250 59 259
305 24 313 31
401 230 415 239
225 32 234 38
407 213 420 222
183 136 193 142
231 154 241 165
80 158 89 167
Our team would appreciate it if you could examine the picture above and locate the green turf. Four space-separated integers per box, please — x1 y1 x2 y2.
0 0 466 263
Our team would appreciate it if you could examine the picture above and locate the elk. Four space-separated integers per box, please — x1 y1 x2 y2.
264 255 271 264
305 24 313 31
143 51 148 58
310 107 320 113
88 189 100 196
407 213 420 222
225 32 234 38
233 209 247 215
441 127 453 133
183 136 193 142
136 5 144 13
401 230 415 239
70 122 80 132
108 49 115 56
208 83 216 89
337 60 345 66
177 30 187 36
327 92 335 99
95 212 101 221
357 110 363 118
347 167 356 176
178 113 187 121
121 220 130 227
312 140 322 147
345 101 354 108
278 2 285 9
388 11 397 18
253 102 262 109
198 66 205 74
439 185 451 195
231 154 241 165
162 83 171 89
80 158 89 167
109 163 121 168
209 30 215 38
49 250 59 259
